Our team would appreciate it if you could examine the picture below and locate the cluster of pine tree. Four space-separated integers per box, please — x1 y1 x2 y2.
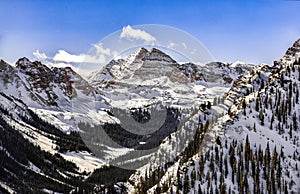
252 59 299 140
174 135 298 194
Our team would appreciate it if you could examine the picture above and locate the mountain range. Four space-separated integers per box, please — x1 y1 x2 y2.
0 39 299 193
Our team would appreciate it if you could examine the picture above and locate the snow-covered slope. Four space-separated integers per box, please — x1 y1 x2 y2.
124 39 300 194
0 91 108 193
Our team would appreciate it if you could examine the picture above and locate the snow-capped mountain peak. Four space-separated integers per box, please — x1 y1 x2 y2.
88 47 179 84
125 47 149 63
145 47 176 63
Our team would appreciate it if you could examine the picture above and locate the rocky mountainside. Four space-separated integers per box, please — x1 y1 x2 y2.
0 57 110 132
89 48 253 86
0 40 299 193
0 57 93 107
88 47 253 111
125 39 300 194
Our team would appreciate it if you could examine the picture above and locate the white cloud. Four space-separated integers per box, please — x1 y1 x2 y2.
93 43 111 56
84 43 116 63
53 50 85 63
52 44 116 64
34 44 119 77
120 25 156 44
182 42 187 49
33 50 47 60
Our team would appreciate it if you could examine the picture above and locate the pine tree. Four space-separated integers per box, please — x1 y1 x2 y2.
207 101 212 109
292 112 298 131
242 99 247 116
244 172 249 194
199 155 205 178
224 155 228 178
259 110 264 126
284 181 288 194
209 153 214 171
220 183 226 194
260 80 265 90
215 146 219 163
298 66 300 81
251 150 255 176
264 142 271 181
206 172 211 191
198 184 203 194
191 168 196 188
255 155 260 194
270 114 274 130
244 135 251 172
183 173 190 194
255 97 260 112
296 87 299 103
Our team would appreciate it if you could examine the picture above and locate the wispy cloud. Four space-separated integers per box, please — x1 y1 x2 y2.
49 43 116 64
93 43 111 56
120 25 156 44
32 43 118 77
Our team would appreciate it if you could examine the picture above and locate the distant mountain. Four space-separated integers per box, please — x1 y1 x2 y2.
89 47 253 86
88 47 253 111
88 47 181 85
0 57 108 109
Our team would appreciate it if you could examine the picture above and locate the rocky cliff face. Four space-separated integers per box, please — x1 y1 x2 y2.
0 57 98 108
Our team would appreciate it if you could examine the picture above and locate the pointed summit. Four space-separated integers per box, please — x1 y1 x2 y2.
88 47 179 83
124 47 149 65
145 48 176 63
136 47 149 57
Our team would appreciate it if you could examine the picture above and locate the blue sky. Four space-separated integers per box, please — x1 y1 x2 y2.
0 0 299 66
